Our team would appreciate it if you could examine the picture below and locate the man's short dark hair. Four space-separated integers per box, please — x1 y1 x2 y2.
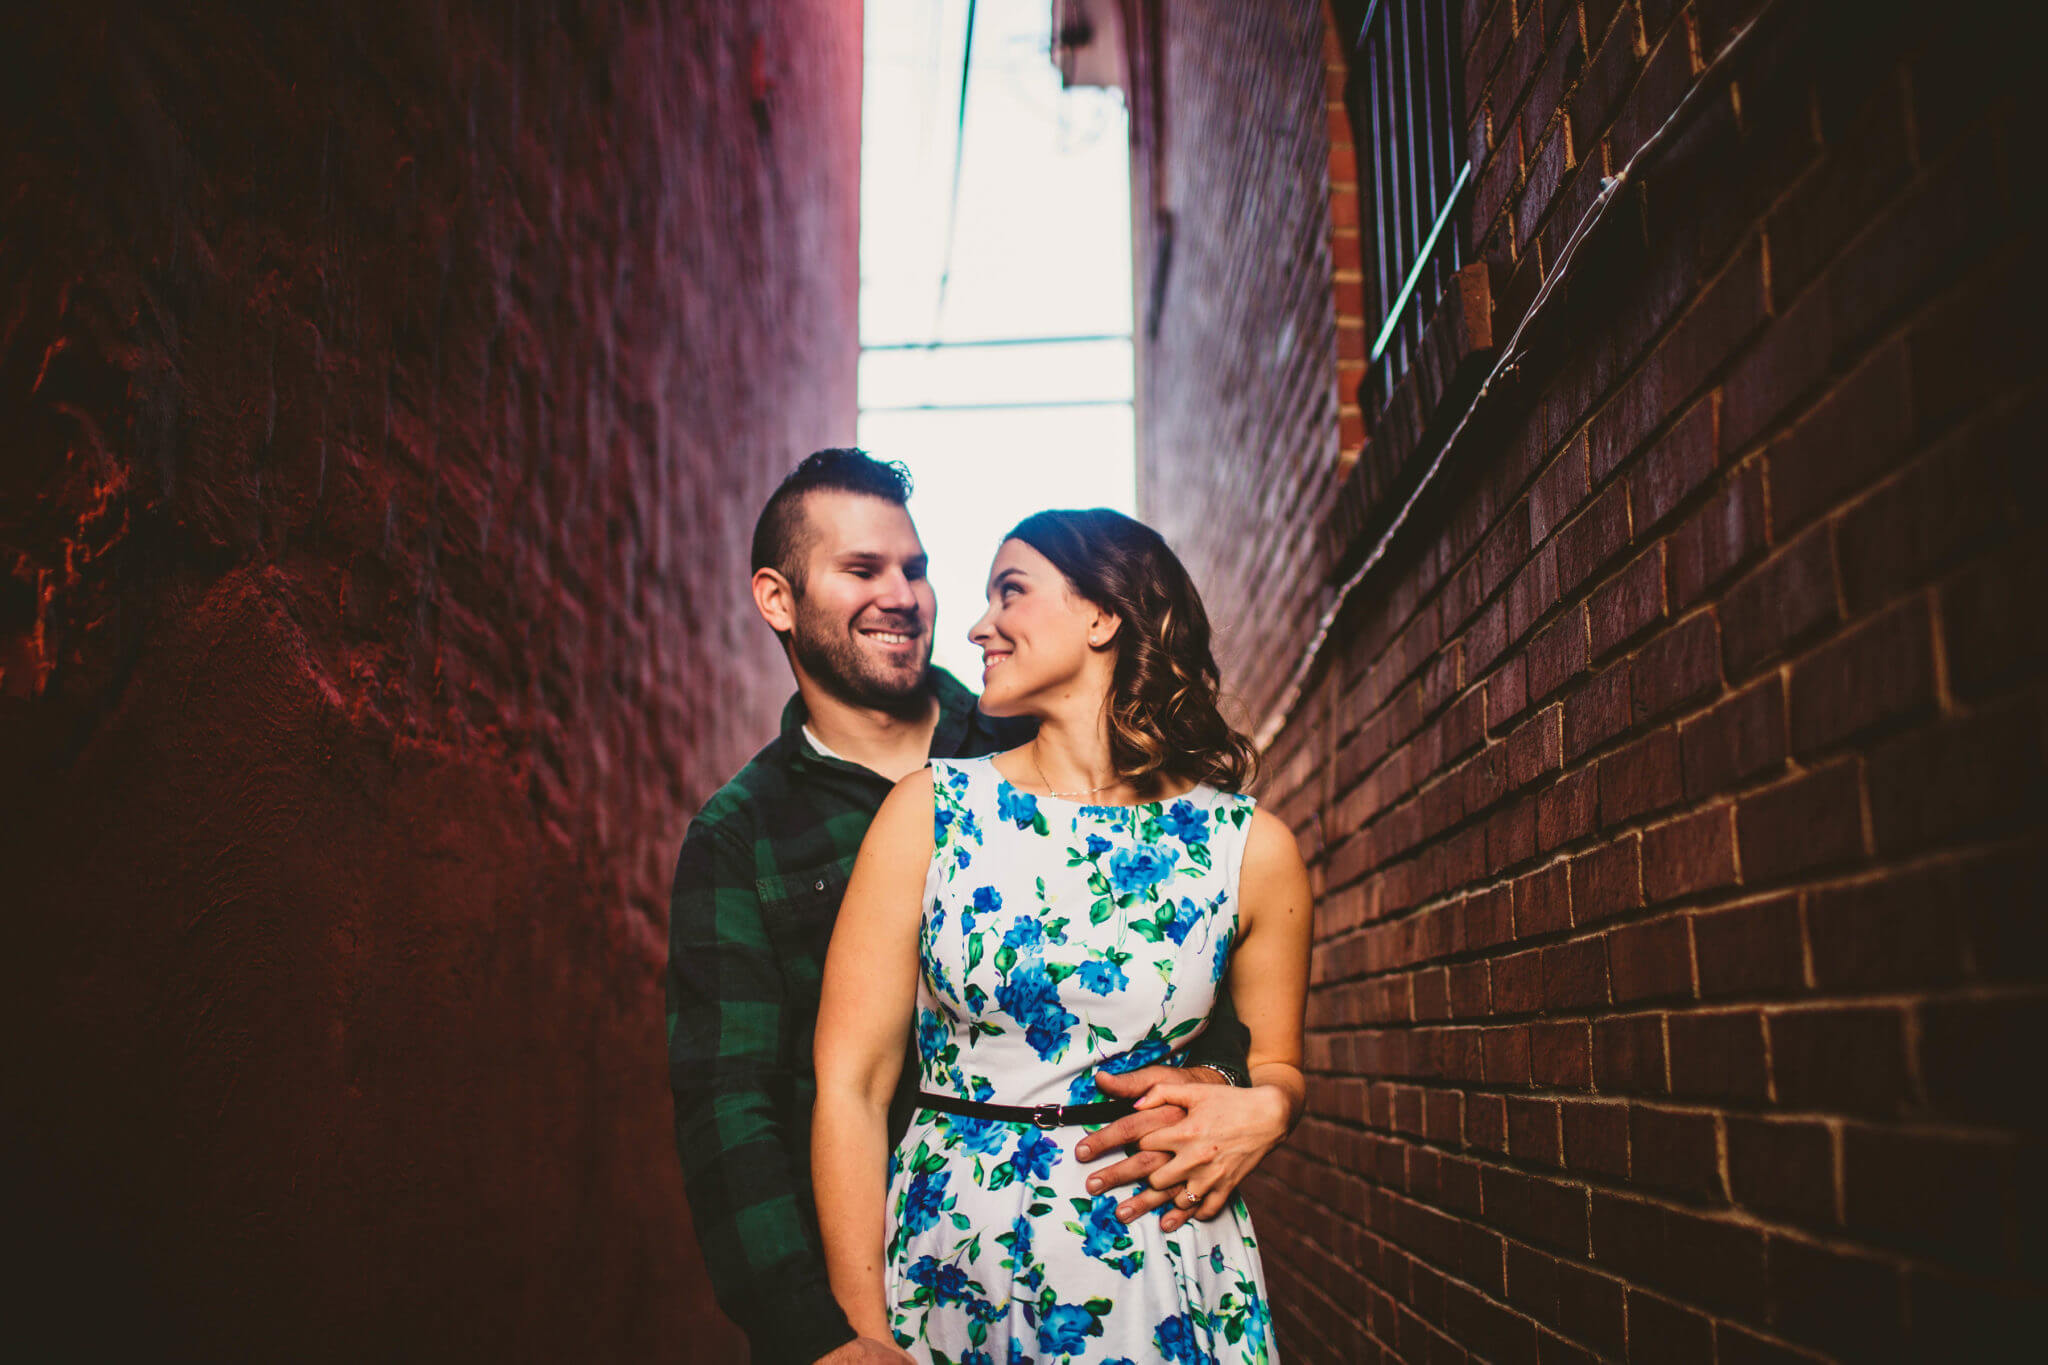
751 448 914 587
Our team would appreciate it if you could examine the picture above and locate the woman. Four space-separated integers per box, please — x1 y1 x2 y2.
813 509 1312 1363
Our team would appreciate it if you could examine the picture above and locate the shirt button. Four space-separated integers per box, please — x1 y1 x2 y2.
815 880 826 891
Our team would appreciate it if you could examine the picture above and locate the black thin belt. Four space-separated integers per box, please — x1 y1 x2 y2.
916 1091 1136 1129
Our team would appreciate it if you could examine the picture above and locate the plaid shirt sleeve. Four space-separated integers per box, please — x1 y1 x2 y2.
1183 981 1252 1075
666 816 856 1365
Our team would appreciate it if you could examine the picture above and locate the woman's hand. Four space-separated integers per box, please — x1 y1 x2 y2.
1119 1074 1296 1225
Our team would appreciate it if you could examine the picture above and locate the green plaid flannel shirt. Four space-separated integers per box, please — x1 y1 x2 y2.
665 668 1249 1364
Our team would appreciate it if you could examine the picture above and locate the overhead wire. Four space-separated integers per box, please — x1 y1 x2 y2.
929 0 979 340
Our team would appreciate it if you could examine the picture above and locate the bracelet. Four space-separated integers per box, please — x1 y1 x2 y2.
1184 1060 1248 1087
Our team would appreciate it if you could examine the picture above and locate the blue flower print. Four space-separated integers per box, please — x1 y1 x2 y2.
1212 922 1236 984
1002 916 1044 951
960 809 983 842
1079 1195 1139 1271
1161 798 1210 846
950 1114 1010 1157
997 782 1041 829
922 937 954 999
955 845 971 869
1085 833 1112 857
916 1009 948 1065
1097 1037 1171 1078
1037 1300 1105 1356
1013 1128 1060 1181
1007 1339 1033 1365
1154 1312 1210 1363
1243 1290 1272 1346
1007 1213 1036 1265
907 1254 973 1305
1108 844 1178 897
1163 897 1199 945
964 884 1001 932
935 805 957 842
1001 1212 1045 1291
996 963 1076 1061
945 764 971 793
963 1352 995 1365
1075 957 1128 995
904 1169 952 1234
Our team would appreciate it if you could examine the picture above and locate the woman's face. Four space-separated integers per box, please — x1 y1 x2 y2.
968 538 1113 717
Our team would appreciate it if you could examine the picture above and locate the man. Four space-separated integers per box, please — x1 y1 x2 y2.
666 450 1250 1364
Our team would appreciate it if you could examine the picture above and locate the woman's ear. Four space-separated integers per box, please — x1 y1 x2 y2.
1087 607 1123 650
753 567 798 634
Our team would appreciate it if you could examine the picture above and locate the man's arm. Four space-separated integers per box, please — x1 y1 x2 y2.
666 819 858 1365
1182 977 1252 1079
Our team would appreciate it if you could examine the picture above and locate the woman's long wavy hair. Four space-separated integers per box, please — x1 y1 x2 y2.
1006 508 1258 794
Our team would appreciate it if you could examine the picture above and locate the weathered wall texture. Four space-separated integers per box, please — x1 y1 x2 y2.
1133 0 2045 1360
0 2 859 1358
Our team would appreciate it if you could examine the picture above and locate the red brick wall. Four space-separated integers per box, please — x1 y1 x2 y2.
1125 0 1344 729
0 3 858 1358
1133 0 2045 1360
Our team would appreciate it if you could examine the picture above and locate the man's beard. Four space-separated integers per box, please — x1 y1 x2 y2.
788 593 934 715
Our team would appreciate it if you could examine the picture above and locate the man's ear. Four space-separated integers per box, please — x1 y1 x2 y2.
753 567 798 634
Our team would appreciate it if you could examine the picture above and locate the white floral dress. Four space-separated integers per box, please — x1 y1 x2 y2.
882 756 1278 1365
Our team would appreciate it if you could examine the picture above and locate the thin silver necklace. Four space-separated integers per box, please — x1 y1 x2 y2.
1029 741 1119 799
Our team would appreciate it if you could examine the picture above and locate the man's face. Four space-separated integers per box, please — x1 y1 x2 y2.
784 491 936 709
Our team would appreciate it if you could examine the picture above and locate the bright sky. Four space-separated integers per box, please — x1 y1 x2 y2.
859 0 1136 683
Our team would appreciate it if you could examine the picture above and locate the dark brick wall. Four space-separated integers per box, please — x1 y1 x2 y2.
0 2 859 1358
1126 0 1343 729
1131 0 2045 1360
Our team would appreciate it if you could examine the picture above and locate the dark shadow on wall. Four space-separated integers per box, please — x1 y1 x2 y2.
0 2 860 1358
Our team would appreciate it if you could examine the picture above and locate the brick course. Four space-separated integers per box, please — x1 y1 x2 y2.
1134 0 2045 1358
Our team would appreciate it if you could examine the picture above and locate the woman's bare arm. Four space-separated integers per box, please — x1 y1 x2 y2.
812 769 935 1348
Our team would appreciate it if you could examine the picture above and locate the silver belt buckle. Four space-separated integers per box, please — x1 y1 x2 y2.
1030 1103 1062 1128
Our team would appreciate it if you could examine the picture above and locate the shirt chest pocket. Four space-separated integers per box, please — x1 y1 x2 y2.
756 857 854 991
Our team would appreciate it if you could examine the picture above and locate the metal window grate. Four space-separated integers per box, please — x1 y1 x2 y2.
1344 0 1469 417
